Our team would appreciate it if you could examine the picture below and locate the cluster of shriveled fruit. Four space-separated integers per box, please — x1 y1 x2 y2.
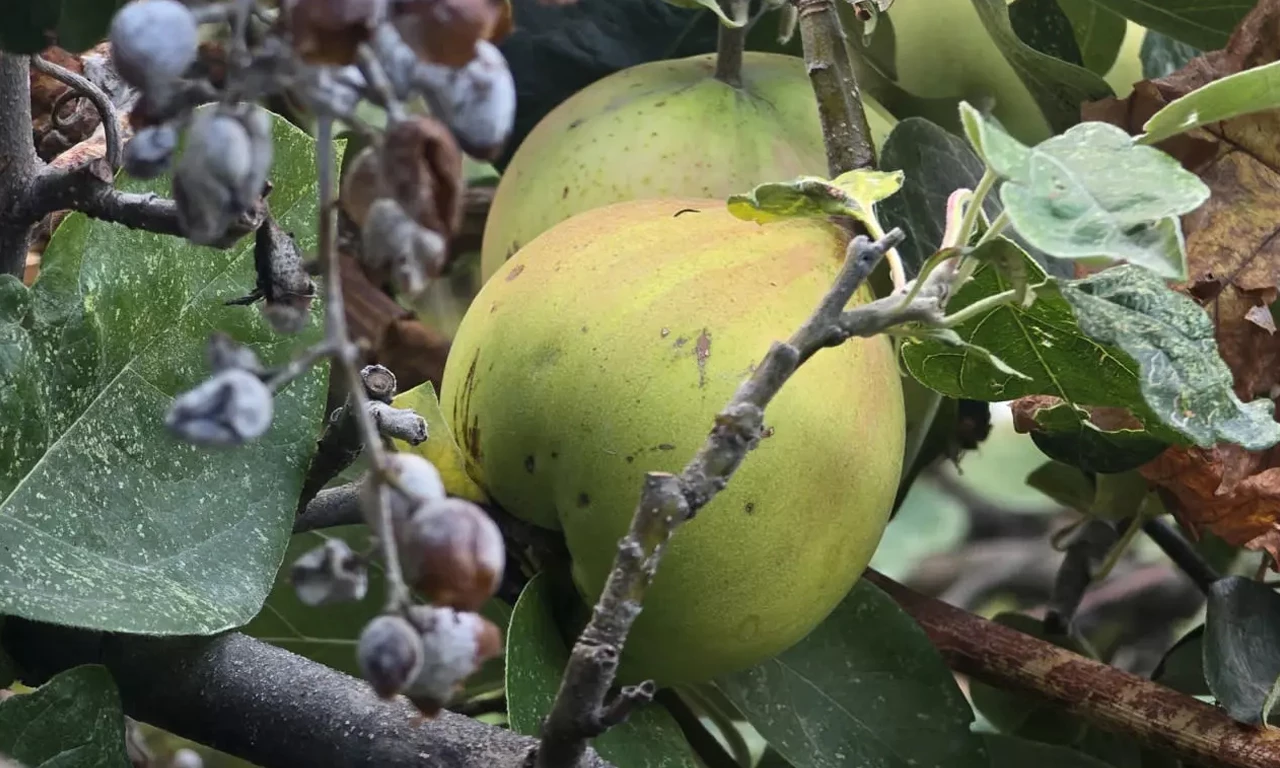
101 0 532 713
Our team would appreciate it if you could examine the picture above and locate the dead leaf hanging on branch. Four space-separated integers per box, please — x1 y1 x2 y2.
1075 0 1280 561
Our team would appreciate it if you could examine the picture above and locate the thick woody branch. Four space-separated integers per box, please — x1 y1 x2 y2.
793 0 876 175
0 54 40 277
867 571 1280 768
533 229 911 768
0 622 613 768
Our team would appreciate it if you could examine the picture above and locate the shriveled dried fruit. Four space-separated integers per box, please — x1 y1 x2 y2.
109 0 199 92
403 605 503 715
290 538 369 606
165 369 274 447
414 40 515 160
338 145 388 228
173 105 273 246
398 498 504 611
381 115 464 236
391 0 507 67
361 198 446 299
284 0 388 65
123 124 179 179
357 614 424 697
362 452 446 535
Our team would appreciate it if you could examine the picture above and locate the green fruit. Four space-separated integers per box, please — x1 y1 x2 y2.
479 51 898 283
857 0 1052 144
442 198 906 686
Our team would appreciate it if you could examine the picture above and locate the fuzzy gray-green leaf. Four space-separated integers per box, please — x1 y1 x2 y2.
1060 265 1280 451
0 112 334 635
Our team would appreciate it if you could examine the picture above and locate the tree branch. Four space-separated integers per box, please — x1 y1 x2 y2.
533 228 917 767
867 570 1280 768
713 0 749 87
294 481 363 532
0 621 613 768
0 54 40 277
793 0 876 175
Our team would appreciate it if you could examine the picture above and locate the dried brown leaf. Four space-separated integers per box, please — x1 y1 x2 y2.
1080 0 1280 548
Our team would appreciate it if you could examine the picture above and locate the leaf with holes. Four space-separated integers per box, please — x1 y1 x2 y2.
506 572 698 768
1019 401 1169 473
1060 265 1280 451
0 111 334 635
962 105 1210 279
1141 60 1280 145
1205 576 1280 725
715 579 988 768
0 664 130 767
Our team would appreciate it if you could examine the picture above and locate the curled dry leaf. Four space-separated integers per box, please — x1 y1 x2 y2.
283 0 387 65
391 0 510 68
339 146 387 229
1083 0 1280 556
30 46 104 161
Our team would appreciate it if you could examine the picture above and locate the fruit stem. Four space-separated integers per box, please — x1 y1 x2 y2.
713 0 750 87
795 0 876 175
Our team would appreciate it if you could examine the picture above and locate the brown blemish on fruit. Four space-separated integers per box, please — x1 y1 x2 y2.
568 118 584 129
695 329 711 387
506 263 524 281
673 337 687 348
524 455 536 473
562 186 569 199
551 451 559 459
581 326 589 334
744 501 756 515
625 455 634 463
657 443 675 451
577 492 591 508
489 302 500 313
466 415 483 463
506 242 520 258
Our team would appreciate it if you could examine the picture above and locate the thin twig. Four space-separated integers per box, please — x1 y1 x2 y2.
314 114 410 612
1143 517 1221 596
29 54 122 170
713 0 749 87
294 481 363 532
868 570 1280 768
533 229 915 767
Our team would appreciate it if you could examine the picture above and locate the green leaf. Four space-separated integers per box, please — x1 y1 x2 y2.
983 733 1116 768
970 0 1115 135
1140 30 1202 80
1204 576 1280 725
871 478 969 581
1060 265 1280 451
0 0 59 54
1020 401 1169 474
245 525 511 697
1140 61 1280 145
1009 0 1085 68
1056 0 1127 75
877 118 1070 280
725 170 904 228
1152 625 1209 698
662 0 743 28
56 0 123 52
901 242 1184 449
0 111 334 635
908 327 1031 382
1078 0 1248 52
506 573 698 768
715 579 988 768
963 107 1210 279
1025 459 1095 510
0 665 130 768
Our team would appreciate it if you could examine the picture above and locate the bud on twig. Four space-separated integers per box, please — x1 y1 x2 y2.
290 538 369 606
369 401 429 444
397 498 504 611
361 364 398 403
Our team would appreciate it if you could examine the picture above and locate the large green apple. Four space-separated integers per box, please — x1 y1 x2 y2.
442 198 905 686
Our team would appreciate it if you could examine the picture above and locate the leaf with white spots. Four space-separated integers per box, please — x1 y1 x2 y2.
0 111 334 635
0 664 131 767
714 579 989 768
